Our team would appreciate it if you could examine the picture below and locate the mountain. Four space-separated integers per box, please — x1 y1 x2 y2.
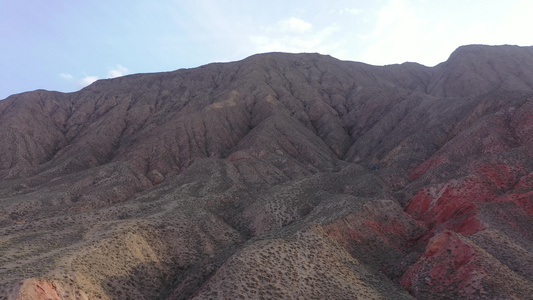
1 44 533 299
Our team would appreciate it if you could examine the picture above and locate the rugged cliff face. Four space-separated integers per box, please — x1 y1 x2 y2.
1 44 533 299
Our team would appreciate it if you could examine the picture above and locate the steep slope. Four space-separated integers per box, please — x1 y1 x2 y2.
0 44 532 300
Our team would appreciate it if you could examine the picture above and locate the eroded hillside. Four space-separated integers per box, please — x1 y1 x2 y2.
1 44 533 299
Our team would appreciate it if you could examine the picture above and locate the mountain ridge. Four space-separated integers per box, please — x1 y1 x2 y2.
3 44 532 179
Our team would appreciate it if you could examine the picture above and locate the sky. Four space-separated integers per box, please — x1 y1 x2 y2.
1 0 533 100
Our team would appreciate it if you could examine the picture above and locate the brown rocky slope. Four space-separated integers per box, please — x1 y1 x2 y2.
0 44 532 299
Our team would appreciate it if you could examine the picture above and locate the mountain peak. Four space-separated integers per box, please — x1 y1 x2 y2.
426 44 533 97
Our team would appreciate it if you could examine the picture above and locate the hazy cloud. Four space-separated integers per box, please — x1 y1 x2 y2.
108 64 129 78
79 76 99 87
60 73 73 80
250 17 341 56
358 0 428 65
60 64 129 90
60 72 98 87
356 0 533 66
339 8 363 15
277 17 312 34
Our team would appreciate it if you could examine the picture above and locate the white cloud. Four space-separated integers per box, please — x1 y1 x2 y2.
60 72 98 87
358 0 430 65
355 0 533 66
60 64 129 90
250 17 342 56
277 17 312 34
60 73 73 80
79 76 99 87
108 64 129 78
339 8 363 15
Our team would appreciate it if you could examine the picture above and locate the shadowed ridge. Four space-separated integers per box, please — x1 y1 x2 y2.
0 90 72 179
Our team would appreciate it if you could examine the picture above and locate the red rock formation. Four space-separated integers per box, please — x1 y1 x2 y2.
401 230 533 299
323 200 424 278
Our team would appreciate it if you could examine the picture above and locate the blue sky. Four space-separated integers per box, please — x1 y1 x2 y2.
1 0 533 100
